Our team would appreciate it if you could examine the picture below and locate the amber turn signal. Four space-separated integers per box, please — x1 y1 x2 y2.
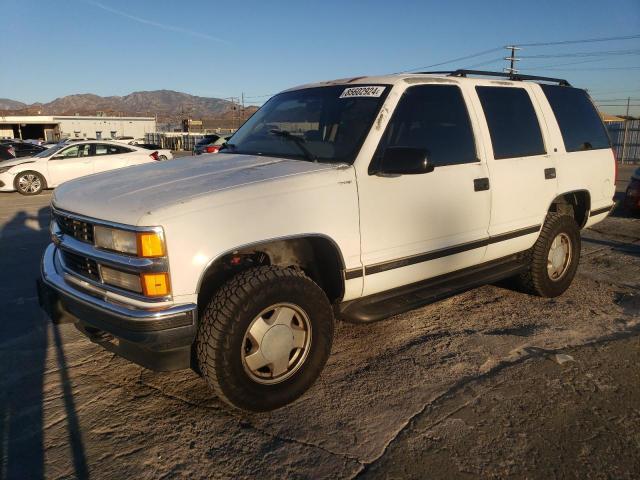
138 232 165 257
141 272 170 297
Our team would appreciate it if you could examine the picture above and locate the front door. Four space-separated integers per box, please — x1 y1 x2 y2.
47 143 93 186
357 84 492 296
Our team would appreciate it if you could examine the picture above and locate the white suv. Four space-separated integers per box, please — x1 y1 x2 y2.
38 71 616 411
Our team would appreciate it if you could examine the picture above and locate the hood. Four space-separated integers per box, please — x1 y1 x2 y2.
53 154 339 225
0 156 37 168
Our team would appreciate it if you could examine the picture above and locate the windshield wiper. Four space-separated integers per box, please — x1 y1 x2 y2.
269 129 317 162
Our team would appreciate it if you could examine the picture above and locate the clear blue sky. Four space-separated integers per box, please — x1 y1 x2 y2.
2 0 639 114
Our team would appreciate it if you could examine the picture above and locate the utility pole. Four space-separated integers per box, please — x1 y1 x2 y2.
241 92 245 124
504 45 521 77
621 96 631 164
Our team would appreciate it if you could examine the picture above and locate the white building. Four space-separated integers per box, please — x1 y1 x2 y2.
0 115 156 141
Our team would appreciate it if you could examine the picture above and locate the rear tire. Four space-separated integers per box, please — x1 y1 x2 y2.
518 213 581 297
14 171 46 195
196 266 334 412
158 155 167 161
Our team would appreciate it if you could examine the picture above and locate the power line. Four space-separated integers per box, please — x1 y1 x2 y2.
593 98 640 102
516 33 640 47
396 32 640 75
244 93 275 99
400 47 504 72
522 66 640 71
466 57 504 68
589 88 640 94
522 57 613 69
520 48 640 59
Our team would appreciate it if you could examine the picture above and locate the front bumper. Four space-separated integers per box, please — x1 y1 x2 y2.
38 244 198 371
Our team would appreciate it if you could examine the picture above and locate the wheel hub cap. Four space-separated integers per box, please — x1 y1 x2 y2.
261 325 294 362
19 174 41 193
242 303 312 384
547 233 572 281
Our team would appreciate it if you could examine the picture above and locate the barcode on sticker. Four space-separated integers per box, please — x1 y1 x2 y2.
339 86 385 98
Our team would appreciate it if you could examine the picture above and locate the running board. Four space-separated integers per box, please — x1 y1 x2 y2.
337 253 528 323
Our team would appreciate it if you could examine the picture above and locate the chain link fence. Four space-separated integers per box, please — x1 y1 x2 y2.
608 119 640 164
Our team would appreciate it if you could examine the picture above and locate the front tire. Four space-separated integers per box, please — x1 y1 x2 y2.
196 266 334 412
14 171 46 195
518 213 581 297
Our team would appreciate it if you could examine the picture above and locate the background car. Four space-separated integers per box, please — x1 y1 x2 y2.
0 140 163 195
193 134 229 155
1 140 47 157
134 143 173 160
0 144 16 161
624 167 640 214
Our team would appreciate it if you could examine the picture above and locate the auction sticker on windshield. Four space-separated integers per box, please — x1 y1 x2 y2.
339 86 385 98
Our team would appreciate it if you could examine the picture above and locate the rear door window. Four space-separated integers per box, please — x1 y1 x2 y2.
373 84 477 169
476 86 546 159
540 85 610 152
95 144 133 155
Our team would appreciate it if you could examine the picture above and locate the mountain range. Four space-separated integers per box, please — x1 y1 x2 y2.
0 90 255 119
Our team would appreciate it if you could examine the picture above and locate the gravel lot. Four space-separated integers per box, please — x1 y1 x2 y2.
0 164 638 479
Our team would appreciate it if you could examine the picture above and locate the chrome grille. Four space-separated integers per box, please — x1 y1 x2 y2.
61 250 101 281
55 212 94 244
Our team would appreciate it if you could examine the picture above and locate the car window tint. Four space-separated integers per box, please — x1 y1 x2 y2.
476 86 546 159
95 144 131 155
59 145 80 158
540 85 610 152
373 84 477 168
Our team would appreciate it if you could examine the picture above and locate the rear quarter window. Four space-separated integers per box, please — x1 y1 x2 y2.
540 85 610 152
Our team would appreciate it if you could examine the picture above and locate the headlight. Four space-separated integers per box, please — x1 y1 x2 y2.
100 266 142 293
94 226 165 257
94 226 137 255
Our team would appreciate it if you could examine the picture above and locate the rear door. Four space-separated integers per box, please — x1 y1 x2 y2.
471 84 558 261
47 143 93 186
92 143 133 173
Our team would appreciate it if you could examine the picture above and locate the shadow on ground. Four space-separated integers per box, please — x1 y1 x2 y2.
0 206 88 479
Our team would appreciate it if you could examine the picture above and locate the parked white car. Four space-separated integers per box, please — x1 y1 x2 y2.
0 140 163 195
129 142 174 161
38 71 615 412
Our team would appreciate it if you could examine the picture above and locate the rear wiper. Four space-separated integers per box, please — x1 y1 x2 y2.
269 129 317 162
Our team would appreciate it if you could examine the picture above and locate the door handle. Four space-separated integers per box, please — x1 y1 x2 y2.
474 177 490 192
544 168 556 179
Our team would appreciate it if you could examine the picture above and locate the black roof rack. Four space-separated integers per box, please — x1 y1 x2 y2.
416 69 571 87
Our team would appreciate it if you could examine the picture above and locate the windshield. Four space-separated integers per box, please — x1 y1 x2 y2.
222 85 389 164
34 143 64 158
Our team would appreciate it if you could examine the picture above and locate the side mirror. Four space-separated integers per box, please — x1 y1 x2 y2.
375 146 434 175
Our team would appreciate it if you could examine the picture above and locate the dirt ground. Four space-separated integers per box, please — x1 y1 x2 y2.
362 335 640 479
0 165 638 479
